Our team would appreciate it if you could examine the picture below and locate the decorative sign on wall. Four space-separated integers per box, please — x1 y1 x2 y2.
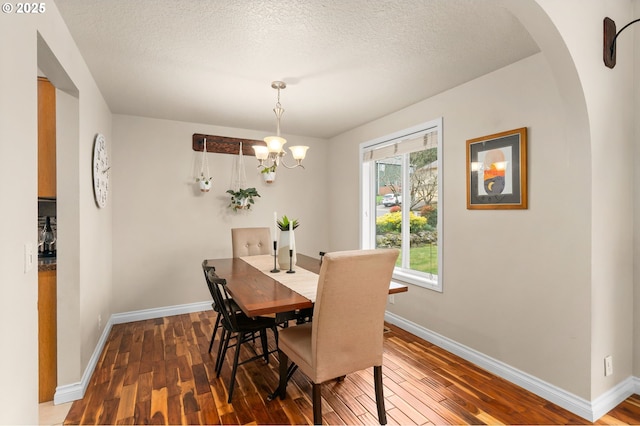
192 134 264 156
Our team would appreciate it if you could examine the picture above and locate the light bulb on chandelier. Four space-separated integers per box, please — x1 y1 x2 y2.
253 81 309 170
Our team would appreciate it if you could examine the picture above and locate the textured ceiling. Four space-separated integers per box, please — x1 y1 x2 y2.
53 0 539 139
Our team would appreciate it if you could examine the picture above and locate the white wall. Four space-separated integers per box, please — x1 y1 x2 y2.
327 0 638 405
0 3 113 422
534 0 635 400
111 115 329 313
634 0 640 379
328 52 593 398
0 14 39 424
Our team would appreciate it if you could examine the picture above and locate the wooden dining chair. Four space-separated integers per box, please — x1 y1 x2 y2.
205 228 272 354
276 248 399 425
202 261 279 403
231 227 272 257
202 260 241 354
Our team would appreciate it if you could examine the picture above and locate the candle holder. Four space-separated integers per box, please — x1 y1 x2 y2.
287 249 296 274
271 240 280 273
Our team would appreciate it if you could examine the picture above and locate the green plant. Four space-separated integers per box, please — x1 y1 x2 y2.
277 215 299 230
226 187 260 211
375 211 428 233
196 172 212 184
261 164 276 174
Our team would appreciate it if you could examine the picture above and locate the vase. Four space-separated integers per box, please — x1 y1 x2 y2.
262 172 276 183
199 181 211 192
278 230 297 269
233 197 249 210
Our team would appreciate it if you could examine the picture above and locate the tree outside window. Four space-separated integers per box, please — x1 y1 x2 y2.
361 118 442 291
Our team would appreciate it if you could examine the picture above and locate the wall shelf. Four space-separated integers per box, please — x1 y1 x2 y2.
192 133 265 156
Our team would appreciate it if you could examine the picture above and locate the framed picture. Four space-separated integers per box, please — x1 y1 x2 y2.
466 127 527 210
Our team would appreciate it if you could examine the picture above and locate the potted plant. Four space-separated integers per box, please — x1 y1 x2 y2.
226 187 260 211
196 173 213 192
277 215 299 268
277 215 299 231
260 164 277 183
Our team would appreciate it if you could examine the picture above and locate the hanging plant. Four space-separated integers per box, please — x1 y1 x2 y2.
225 142 260 211
196 173 213 192
226 187 260 211
261 164 277 183
196 138 212 192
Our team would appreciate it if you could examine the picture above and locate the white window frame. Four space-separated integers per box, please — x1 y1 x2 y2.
359 117 443 292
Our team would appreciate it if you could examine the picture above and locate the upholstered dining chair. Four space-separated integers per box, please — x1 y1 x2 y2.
231 227 272 257
276 248 399 425
202 261 279 403
230 226 300 328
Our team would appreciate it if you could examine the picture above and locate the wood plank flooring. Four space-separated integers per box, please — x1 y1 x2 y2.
64 311 640 425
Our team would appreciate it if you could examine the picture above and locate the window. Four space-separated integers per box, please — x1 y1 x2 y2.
360 118 442 292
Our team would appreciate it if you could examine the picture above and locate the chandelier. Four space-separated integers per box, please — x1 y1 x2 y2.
253 81 309 169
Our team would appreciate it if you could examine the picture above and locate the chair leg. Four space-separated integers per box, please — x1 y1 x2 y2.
227 333 244 403
277 350 289 400
209 311 222 353
374 365 387 425
312 383 322 425
216 329 230 376
259 330 269 363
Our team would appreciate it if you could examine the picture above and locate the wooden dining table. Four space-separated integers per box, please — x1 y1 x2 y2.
204 253 408 318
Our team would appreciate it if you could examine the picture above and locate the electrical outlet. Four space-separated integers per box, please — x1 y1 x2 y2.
604 355 613 376
388 295 395 304
98 314 102 330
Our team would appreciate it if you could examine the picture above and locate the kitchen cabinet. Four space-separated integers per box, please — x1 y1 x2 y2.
38 75 57 402
38 267 57 402
38 77 56 198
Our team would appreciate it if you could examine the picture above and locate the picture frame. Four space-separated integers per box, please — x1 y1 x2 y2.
466 127 527 210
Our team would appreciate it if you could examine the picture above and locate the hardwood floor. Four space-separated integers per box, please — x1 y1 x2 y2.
64 311 640 425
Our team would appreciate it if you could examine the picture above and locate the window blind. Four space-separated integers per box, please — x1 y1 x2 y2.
363 129 438 162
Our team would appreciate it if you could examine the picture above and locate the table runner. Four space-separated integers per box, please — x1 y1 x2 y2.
241 254 319 302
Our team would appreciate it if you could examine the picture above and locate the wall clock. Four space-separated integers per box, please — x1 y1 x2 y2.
92 133 109 208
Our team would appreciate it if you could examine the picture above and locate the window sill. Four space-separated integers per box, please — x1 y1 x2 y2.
392 270 442 293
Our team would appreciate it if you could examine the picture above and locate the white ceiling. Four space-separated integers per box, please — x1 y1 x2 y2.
53 0 539 139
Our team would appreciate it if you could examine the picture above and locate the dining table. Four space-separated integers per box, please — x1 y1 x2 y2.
204 252 409 402
203 253 408 318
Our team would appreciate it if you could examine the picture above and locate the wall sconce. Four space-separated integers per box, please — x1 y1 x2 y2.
253 81 309 169
604 17 640 68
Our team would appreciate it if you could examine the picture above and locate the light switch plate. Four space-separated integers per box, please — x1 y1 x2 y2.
604 355 613 376
24 242 34 273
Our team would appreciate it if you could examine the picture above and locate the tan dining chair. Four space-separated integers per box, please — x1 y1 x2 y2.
230 226 298 327
276 248 399 425
231 227 272 257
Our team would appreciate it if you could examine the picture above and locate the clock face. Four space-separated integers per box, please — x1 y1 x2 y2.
92 134 109 208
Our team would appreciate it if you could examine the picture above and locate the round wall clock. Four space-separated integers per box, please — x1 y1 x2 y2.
92 133 109 208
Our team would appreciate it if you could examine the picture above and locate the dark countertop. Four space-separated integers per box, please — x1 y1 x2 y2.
38 256 57 272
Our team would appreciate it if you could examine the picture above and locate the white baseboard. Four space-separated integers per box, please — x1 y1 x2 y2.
384 311 637 422
52 302 637 419
53 301 212 405
110 301 212 324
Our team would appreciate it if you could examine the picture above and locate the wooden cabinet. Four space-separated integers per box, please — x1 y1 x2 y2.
38 77 56 198
38 268 57 402
38 76 57 402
